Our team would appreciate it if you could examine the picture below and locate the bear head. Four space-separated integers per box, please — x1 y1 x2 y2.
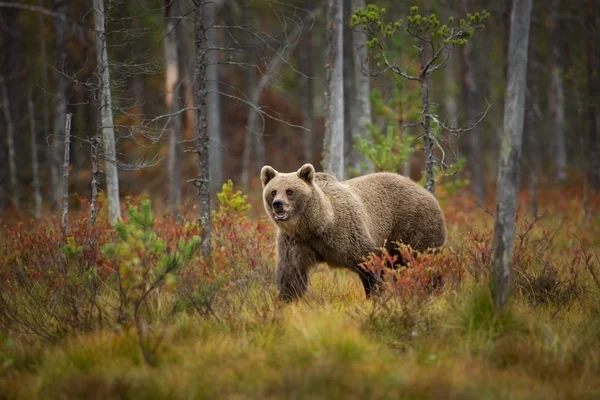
260 163 315 226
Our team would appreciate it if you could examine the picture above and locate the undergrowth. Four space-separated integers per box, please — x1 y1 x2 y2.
1 184 600 399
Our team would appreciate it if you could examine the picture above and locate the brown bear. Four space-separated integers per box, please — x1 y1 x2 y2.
261 163 446 302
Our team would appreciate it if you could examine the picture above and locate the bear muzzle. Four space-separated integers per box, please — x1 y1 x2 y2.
272 200 289 221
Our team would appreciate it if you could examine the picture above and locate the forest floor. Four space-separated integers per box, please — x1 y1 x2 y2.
1 184 600 400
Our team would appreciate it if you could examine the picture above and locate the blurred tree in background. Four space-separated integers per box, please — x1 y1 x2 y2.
0 0 596 222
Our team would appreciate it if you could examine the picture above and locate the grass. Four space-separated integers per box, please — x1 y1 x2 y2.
1 184 600 399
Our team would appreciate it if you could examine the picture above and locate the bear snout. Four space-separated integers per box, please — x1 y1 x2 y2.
273 200 284 211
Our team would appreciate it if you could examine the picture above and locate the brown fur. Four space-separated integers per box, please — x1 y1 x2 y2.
261 163 446 301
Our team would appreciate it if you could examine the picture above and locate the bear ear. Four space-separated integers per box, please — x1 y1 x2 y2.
297 163 315 184
260 165 278 187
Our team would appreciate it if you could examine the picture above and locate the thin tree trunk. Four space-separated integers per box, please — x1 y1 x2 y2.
460 0 485 202
585 0 599 192
350 0 373 174
194 1 211 259
165 0 183 213
0 80 19 209
52 0 69 211
89 135 100 228
525 50 540 218
420 71 435 195
205 0 223 194
549 0 567 185
323 0 344 181
61 113 72 238
94 0 121 225
299 1 314 164
492 0 532 310
343 0 354 171
41 0 50 208
29 89 43 219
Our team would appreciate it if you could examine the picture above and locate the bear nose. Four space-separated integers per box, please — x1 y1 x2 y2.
273 200 283 210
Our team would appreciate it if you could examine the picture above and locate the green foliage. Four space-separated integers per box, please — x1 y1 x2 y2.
354 123 414 174
351 4 490 53
102 200 200 318
212 180 251 218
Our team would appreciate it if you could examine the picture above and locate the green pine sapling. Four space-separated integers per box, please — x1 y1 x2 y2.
350 5 490 196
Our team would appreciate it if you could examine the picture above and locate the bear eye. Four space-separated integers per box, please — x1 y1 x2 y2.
286 189 294 196
271 190 276 197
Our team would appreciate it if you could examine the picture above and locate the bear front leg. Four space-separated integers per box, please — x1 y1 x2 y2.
276 233 318 302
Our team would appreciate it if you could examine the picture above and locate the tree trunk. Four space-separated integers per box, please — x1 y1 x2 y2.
205 0 223 194
94 0 121 225
323 0 344 180
343 0 354 172
164 0 183 213
298 1 314 164
492 0 532 310
0 80 19 209
61 114 72 238
194 1 212 259
52 0 70 211
29 89 43 219
585 0 599 192
41 1 50 208
350 0 373 174
549 0 567 185
460 0 485 203
525 41 540 218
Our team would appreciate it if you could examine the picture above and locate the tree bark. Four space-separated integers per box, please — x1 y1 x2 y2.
194 1 212 259
299 0 314 164
585 0 599 192
61 113 72 238
343 0 353 172
323 0 344 181
164 0 183 213
525 40 540 218
350 0 373 174
40 0 51 209
94 0 121 225
52 0 70 211
549 0 567 185
29 89 43 219
0 79 19 209
460 0 485 203
205 0 223 194
492 0 532 310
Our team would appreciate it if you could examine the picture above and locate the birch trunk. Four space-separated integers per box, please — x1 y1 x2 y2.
323 0 344 181
0 80 19 209
549 0 567 185
492 0 532 310
94 0 121 225
28 89 42 219
350 0 372 174
194 1 212 259
52 0 69 211
299 0 314 164
61 114 72 238
205 0 223 194
164 0 183 213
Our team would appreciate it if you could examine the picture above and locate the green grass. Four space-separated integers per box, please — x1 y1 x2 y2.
2 269 600 399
